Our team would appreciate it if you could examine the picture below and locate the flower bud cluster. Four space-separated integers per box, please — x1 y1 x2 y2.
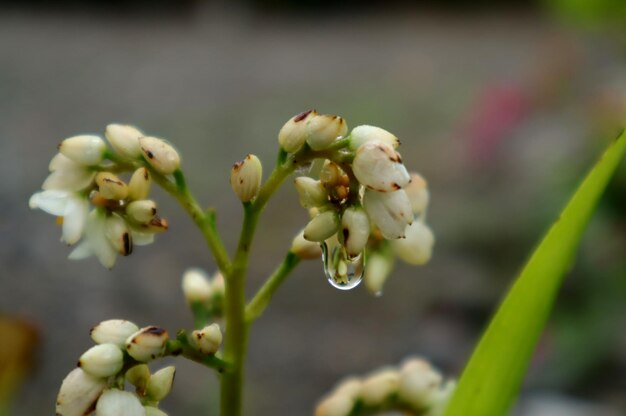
56 319 174 416
315 357 455 416
29 124 177 269
181 268 225 317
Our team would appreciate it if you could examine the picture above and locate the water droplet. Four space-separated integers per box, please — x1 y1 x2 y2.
321 242 365 290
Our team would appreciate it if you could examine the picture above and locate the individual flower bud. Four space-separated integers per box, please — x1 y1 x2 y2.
349 125 400 150
363 189 412 239
105 213 132 256
340 207 370 258
314 394 354 416
392 221 434 265
319 161 343 190
128 168 152 201
305 114 348 151
139 136 180 175
181 268 213 304
291 229 323 260
211 271 225 297
144 407 168 416
126 326 169 362
56 368 107 416
79 343 124 378
141 216 169 234
404 173 429 216
192 323 223 355
44 153 97 191
125 364 151 391
352 141 410 192
278 109 317 153
146 366 176 402
91 319 140 347
398 358 443 409
95 172 129 200
59 135 107 166
303 210 340 242
105 124 144 159
363 253 393 295
126 200 158 224
95 389 144 416
230 154 262 202
294 177 328 208
332 377 362 400
427 380 456 416
360 368 400 406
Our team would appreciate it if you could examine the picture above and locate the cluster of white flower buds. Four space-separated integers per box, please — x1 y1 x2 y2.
29 125 179 268
279 111 434 291
315 357 455 416
181 268 226 318
56 319 174 416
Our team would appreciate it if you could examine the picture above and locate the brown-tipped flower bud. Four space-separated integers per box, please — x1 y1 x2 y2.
349 125 400 150
305 114 348 151
59 135 107 166
128 168 152 201
404 173 429 216
142 216 169 234
392 221 434 265
95 389 144 416
125 326 169 362
146 366 176 402
353 141 410 192
360 368 400 406
91 319 140 348
95 172 128 200
56 368 106 416
340 207 370 258
105 124 144 159
294 177 328 208
139 136 180 175
181 268 213 304
78 343 124 378
303 211 340 242
126 200 157 224
319 161 344 190
291 229 323 260
230 154 262 202
125 364 151 391
192 323 222 355
104 214 132 256
278 110 317 153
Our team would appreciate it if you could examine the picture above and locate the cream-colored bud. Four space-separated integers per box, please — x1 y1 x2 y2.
95 389 144 416
303 211 340 242
96 172 128 200
105 213 132 256
352 141 410 192
314 394 354 416
126 200 157 224
393 221 434 265
105 124 144 159
278 110 317 153
91 319 140 347
426 380 456 416
349 125 400 150
56 368 107 416
398 358 443 409
305 114 348 151
181 268 213 303
126 364 151 391
290 229 322 260
59 135 107 166
294 177 328 208
404 173 429 216
340 207 370 258
319 161 344 189
363 253 393 295
211 271 225 297
146 366 176 402
79 343 124 378
128 168 152 201
126 326 169 362
363 189 412 239
192 323 222 355
360 368 400 406
139 136 180 175
230 154 262 202
332 377 362 400
144 407 168 416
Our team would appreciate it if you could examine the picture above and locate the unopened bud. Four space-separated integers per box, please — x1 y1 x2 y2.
349 125 400 150
278 110 317 153
79 344 124 378
319 161 343 189
95 389 144 416
139 136 180 175
125 364 151 391
128 168 152 201
398 358 443 409
230 154 262 202
360 368 400 406
392 221 434 265
332 377 362 400
211 271 225 297
192 323 222 355
340 207 370 258
105 124 144 159
181 268 213 303
363 189 412 239
59 135 107 166
404 173 429 216
353 141 410 192
141 216 169 234
144 407 168 416
146 366 176 402
303 210 340 242
291 229 322 260
294 177 328 208
314 394 354 416
105 214 132 256
56 368 106 416
305 114 348 151
126 200 157 224
126 326 169 362
91 319 140 348
95 172 128 200
363 253 393 295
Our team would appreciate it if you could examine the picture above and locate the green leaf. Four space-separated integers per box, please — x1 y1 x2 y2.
444 130 626 416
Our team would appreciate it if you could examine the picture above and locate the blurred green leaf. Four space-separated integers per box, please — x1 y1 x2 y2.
444 129 626 416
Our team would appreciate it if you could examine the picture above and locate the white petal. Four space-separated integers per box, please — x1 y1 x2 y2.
392 221 434 265
29 190 70 215
68 240 93 260
42 168 96 192
49 153 83 172
96 389 145 416
62 196 89 245
363 189 412 239
86 210 117 269
353 141 410 192
130 228 155 246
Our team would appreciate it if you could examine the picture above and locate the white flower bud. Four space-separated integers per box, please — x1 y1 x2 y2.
392 221 434 265
96 389 145 416
91 319 140 348
128 168 152 201
363 189 412 239
211 271 225 297
126 200 158 224
360 368 400 406
141 216 169 234
105 213 133 256
126 326 169 362
305 114 348 151
349 125 400 150
146 366 176 402
332 377 362 400
95 172 129 200
126 364 151 390
303 210 340 242
290 229 322 260
363 253 393 295
139 136 180 175
79 343 124 378
105 124 143 159
404 173 429 216
230 154 262 202
340 207 370 258
314 394 354 416
56 368 106 416
353 141 410 192
59 135 107 166
192 323 223 355
144 407 168 416
398 358 443 410
278 110 317 153
427 380 456 416
294 177 328 208
181 268 213 303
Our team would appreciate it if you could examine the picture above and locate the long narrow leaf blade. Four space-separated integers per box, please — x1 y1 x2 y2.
444 130 626 416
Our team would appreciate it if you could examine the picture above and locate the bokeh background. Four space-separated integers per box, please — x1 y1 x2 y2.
1 1 625 415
